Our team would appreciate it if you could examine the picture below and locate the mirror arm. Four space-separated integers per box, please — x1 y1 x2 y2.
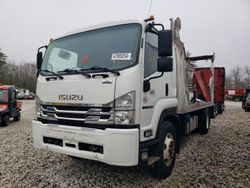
145 22 164 33
153 23 164 30
143 72 164 92
147 72 164 82
38 45 48 52
145 23 158 34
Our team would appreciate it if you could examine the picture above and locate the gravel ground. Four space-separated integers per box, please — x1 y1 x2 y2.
0 100 249 187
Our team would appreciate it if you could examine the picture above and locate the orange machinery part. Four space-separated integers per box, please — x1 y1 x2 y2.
195 67 225 103
194 70 211 102
0 85 9 90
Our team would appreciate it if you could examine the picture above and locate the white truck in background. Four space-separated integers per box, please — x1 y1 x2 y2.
33 16 215 178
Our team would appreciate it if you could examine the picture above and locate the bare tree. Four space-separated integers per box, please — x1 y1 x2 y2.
225 75 233 89
1 61 37 92
244 65 250 88
0 48 7 82
230 65 242 88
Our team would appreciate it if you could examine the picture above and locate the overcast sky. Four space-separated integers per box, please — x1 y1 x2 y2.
0 0 249 71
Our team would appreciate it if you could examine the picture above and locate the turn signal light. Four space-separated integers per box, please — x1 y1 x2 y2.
144 15 155 22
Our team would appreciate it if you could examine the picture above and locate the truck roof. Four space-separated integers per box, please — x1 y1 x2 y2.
53 19 144 41
0 85 14 90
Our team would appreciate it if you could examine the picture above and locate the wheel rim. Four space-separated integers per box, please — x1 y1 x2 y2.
206 112 209 129
163 132 175 166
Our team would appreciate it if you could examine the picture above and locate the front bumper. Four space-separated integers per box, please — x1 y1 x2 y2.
32 120 139 166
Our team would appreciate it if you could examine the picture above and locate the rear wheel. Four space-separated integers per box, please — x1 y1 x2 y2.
210 106 217 119
1 115 10 127
13 112 21 121
217 104 223 114
198 108 210 134
151 121 177 179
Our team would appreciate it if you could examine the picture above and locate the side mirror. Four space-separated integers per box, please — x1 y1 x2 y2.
37 52 43 70
157 57 173 72
158 30 172 57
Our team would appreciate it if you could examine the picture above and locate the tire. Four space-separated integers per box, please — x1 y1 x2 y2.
210 106 216 119
198 108 210 134
235 97 240 102
217 104 223 114
13 112 21 121
245 108 250 112
151 121 177 179
242 102 245 110
1 115 10 127
215 107 218 116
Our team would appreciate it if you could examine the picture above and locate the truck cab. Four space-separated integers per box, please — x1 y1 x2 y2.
0 85 21 126
33 17 215 178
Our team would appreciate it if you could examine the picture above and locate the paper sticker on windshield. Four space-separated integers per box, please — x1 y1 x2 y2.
82 55 89 63
111 53 131 61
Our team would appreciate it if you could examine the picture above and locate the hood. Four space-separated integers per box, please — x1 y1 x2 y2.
37 74 116 104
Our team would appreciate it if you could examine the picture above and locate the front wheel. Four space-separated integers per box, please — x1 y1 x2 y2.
151 121 177 179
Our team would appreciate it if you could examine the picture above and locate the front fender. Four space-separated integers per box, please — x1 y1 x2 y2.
140 98 178 141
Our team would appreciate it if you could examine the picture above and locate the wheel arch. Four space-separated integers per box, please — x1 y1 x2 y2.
155 110 181 153
156 113 180 138
140 98 178 142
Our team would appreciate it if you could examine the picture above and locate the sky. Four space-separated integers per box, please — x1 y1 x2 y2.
0 0 250 72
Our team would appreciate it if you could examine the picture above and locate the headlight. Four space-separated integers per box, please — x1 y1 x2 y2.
115 91 135 110
114 91 135 125
0 107 5 112
115 111 134 125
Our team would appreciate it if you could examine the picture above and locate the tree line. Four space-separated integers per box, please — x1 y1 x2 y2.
226 65 250 89
0 49 37 92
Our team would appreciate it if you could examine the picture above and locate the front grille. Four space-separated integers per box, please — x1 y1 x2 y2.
40 104 114 125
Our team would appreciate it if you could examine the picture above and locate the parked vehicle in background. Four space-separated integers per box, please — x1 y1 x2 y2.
33 17 216 179
195 67 225 117
17 91 35 100
29 92 36 99
17 93 25 100
0 84 21 127
242 88 250 111
225 88 245 101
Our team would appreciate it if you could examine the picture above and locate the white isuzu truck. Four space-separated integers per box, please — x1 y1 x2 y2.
33 16 215 178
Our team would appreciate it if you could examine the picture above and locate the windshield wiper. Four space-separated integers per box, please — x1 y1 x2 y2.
58 68 91 78
80 66 120 76
40 70 64 80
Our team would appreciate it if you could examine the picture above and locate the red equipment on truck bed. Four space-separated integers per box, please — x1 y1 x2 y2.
194 67 225 115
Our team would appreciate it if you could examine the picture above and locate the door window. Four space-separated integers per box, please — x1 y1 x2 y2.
144 32 158 78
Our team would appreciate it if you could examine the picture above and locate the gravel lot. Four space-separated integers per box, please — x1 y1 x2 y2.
0 100 249 187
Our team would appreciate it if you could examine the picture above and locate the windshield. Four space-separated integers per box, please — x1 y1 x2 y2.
41 23 142 74
0 90 8 103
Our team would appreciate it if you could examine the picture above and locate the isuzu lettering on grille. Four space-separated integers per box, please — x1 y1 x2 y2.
59 94 83 101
